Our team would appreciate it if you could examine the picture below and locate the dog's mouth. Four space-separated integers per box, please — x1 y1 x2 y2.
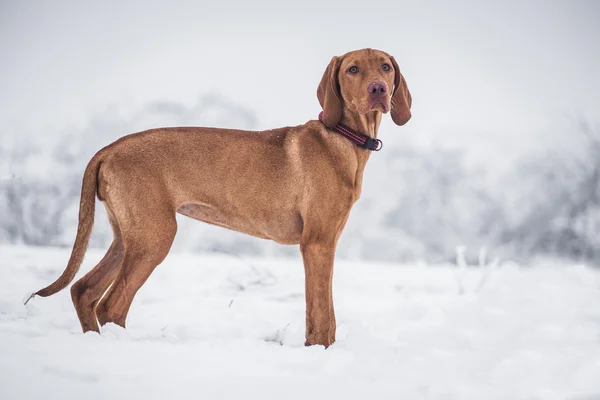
368 101 390 113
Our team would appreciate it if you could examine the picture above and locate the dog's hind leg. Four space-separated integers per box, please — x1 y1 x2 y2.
70 207 124 332
96 208 177 328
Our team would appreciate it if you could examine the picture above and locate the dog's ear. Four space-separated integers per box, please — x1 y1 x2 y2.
317 56 343 128
390 56 412 126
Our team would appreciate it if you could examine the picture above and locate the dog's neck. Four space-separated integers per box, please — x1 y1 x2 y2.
337 110 383 190
339 110 382 139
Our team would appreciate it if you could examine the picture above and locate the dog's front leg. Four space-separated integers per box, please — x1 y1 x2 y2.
300 241 336 348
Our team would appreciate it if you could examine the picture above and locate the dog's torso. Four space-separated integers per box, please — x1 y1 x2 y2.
97 120 365 245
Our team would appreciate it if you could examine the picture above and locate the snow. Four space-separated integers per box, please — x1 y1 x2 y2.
1 245 600 399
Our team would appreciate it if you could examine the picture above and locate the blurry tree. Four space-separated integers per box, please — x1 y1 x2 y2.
381 147 506 263
500 120 600 263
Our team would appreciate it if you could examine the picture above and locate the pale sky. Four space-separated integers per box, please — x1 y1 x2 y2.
1 1 599 158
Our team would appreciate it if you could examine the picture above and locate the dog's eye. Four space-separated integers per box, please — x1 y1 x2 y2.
382 63 391 72
348 66 359 74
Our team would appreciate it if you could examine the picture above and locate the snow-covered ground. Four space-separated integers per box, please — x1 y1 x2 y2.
1 245 599 400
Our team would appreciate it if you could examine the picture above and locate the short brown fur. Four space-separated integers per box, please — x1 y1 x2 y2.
33 48 411 347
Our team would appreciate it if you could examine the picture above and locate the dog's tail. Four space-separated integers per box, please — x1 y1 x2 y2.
33 152 103 299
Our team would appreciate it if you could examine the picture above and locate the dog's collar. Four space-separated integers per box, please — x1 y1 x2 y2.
318 112 382 151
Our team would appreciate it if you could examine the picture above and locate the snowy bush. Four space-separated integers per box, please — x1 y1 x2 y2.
334 146 506 264
338 119 600 266
498 120 600 263
384 148 505 263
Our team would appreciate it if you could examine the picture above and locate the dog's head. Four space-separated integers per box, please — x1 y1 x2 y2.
317 48 411 128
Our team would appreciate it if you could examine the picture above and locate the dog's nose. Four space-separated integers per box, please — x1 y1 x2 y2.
368 82 387 96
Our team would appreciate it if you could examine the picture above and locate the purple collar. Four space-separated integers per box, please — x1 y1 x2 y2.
318 112 382 151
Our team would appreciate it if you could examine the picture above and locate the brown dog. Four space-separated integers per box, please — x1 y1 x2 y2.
30 48 411 347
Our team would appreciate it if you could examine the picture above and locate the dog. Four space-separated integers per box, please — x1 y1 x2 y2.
29 48 411 347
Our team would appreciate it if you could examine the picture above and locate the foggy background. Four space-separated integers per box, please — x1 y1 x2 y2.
1 1 599 264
